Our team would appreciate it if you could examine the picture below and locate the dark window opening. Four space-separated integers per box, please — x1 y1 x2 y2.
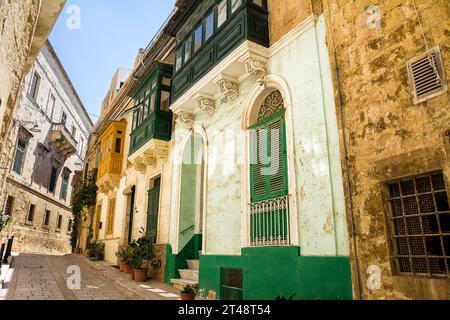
4 196 14 216
13 138 28 174
27 204 36 222
49 166 58 194
44 210 51 226
115 138 122 153
57 215 63 230
221 269 243 300
387 172 450 278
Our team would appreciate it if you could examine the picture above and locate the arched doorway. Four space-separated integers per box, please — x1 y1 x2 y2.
178 132 205 253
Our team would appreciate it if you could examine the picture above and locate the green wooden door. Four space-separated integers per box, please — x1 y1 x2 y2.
147 184 160 244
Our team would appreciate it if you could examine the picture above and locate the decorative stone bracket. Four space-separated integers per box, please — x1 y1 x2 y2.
175 111 195 126
214 74 239 105
241 57 267 87
193 93 216 115
129 140 169 173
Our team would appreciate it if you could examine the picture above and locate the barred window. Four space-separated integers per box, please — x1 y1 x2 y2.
387 172 450 278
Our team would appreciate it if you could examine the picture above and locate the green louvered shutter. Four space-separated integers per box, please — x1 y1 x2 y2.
267 116 288 199
250 112 288 203
250 127 267 202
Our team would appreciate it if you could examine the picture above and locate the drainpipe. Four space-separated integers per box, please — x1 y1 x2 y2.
332 49 363 300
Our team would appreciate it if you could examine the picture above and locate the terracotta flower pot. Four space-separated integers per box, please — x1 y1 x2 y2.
130 268 135 280
118 261 125 272
123 264 132 274
133 269 147 282
180 293 196 301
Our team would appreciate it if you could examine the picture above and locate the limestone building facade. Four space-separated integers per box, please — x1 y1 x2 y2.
0 0 66 205
323 0 450 299
1 41 93 255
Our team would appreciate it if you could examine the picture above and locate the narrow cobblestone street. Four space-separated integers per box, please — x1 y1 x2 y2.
0 254 179 300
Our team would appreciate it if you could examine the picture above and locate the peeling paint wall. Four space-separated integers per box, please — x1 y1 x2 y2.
323 0 450 299
169 14 348 258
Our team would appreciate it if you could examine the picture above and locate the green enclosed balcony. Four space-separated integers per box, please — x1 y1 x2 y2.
129 63 173 158
171 0 269 102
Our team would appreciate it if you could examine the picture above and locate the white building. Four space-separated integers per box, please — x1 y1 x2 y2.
1 41 93 255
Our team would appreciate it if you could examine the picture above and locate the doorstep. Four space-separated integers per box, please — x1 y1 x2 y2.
76 255 181 300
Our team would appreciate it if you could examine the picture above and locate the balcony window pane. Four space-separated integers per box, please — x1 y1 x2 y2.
185 37 192 62
143 100 149 120
13 138 27 174
160 91 170 111
115 138 122 153
231 0 242 14
150 93 156 113
194 25 202 52
217 0 228 28
176 47 183 71
205 11 214 41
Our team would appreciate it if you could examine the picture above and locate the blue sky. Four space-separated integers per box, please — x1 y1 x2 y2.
49 0 176 123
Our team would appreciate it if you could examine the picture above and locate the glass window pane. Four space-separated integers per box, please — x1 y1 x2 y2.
160 91 170 111
231 0 242 13
150 93 156 113
205 11 214 41
185 37 192 62
176 47 183 71
194 25 202 52
217 0 228 28
162 77 171 86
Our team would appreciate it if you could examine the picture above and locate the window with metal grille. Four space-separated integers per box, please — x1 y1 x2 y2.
387 172 450 278
407 46 448 105
60 171 70 201
4 196 14 216
221 269 243 300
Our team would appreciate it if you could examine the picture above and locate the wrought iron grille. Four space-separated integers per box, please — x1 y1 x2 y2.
249 195 290 247
387 172 450 278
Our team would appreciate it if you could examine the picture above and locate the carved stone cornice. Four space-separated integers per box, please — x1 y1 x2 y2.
214 75 239 105
175 111 195 126
193 93 216 115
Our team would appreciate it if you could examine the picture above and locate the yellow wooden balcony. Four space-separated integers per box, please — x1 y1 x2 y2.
96 121 127 193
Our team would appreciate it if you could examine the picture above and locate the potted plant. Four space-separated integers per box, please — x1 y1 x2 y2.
115 247 127 271
94 242 105 261
130 245 147 282
87 241 97 259
180 285 196 301
122 247 133 273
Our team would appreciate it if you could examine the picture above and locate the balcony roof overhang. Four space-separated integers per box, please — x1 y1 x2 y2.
170 41 269 124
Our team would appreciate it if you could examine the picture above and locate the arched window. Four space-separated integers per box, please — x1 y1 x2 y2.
248 90 290 247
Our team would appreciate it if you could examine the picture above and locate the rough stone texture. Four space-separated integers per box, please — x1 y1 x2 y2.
268 0 314 44
323 0 450 299
1 42 93 255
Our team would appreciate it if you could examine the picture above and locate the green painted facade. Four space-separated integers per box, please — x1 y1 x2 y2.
198 247 352 300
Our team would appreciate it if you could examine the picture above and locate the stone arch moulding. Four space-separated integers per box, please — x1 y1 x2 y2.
241 74 300 247
172 124 209 255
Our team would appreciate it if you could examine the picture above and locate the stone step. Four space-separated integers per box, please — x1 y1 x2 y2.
187 259 199 270
178 269 199 281
171 278 198 291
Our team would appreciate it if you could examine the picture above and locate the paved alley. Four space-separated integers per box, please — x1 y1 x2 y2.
1 254 137 300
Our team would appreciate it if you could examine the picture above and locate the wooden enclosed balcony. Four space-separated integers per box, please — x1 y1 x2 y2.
96 121 127 193
48 123 78 158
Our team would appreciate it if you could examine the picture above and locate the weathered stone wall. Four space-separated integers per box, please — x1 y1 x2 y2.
0 0 40 159
323 0 450 299
268 0 313 44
